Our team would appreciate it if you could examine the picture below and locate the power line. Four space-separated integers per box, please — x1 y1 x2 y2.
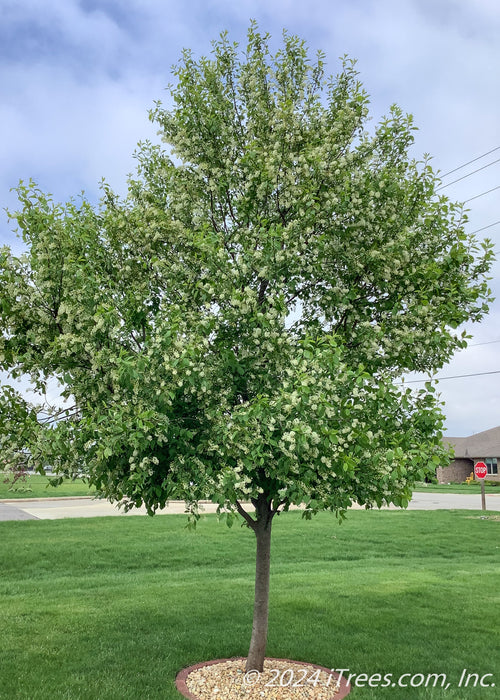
402 369 500 385
441 146 500 178
469 220 500 235
437 157 500 190
468 338 500 347
464 185 500 203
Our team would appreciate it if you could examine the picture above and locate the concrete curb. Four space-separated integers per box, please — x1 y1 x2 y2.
0 497 224 504
0 496 94 503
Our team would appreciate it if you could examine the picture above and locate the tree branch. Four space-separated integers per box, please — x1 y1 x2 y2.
236 500 256 529
257 278 269 307
209 191 221 233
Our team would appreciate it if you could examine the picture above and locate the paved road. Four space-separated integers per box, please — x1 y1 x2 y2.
0 491 498 521
403 491 500 511
0 502 39 521
0 497 199 521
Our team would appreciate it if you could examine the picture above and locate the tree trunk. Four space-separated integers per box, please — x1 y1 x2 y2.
246 495 274 673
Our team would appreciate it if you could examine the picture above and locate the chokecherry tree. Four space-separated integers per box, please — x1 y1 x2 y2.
0 25 493 671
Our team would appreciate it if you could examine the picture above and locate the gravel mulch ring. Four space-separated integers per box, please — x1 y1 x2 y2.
176 658 351 699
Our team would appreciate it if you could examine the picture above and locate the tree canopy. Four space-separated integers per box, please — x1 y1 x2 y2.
0 24 494 670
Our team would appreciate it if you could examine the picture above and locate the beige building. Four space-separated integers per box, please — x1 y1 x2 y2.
438 426 500 483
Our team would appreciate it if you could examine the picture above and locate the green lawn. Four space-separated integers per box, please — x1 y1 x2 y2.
0 510 498 699
0 473 94 498
415 481 500 494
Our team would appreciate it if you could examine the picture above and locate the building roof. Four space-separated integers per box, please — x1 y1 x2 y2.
444 425 500 459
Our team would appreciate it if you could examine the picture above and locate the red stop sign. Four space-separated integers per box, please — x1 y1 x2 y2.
475 462 488 480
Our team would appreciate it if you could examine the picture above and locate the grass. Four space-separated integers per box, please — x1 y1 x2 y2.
415 481 500 494
0 473 94 499
0 509 499 699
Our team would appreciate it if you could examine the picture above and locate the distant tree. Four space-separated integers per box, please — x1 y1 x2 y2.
0 25 493 671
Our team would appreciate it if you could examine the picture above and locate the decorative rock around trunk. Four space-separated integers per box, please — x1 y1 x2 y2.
176 658 351 699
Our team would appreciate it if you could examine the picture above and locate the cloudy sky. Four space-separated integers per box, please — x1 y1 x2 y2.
1 0 499 436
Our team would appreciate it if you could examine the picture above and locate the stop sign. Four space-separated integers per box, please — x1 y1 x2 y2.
475 462 488 480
